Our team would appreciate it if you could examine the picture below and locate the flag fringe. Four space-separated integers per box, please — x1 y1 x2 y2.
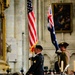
30 41 38 52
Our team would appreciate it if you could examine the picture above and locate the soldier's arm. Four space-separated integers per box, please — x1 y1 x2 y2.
26 56 41 74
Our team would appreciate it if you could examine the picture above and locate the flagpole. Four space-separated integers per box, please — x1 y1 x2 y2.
21 32 24 74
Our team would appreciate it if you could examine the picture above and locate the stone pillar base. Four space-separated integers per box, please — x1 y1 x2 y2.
0 60 9 73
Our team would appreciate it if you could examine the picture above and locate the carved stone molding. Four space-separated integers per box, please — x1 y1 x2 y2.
0 0 10 72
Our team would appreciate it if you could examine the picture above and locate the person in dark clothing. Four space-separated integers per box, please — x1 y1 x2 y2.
54 61 60 74
13 72 20 75
26 45 44 75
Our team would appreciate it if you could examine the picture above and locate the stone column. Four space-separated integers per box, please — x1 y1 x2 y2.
41 0 45 41
37 0 42 41
5 0 18 72
5 0 14 38
14 0 29 73
24 0 29 73
5 0 15 69
14 0 24 72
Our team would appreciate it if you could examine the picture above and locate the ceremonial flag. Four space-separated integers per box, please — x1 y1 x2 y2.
47 5 59 52
27 0 38 52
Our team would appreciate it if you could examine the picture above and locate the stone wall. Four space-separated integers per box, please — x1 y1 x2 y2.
37 0 75 71
4 0 75 73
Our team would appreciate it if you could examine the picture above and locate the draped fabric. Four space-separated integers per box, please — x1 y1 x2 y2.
27 0 38 52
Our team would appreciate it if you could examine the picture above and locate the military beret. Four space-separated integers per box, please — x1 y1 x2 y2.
59 42 69 48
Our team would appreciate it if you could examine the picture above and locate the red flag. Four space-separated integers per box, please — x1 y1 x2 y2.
27 0 38 52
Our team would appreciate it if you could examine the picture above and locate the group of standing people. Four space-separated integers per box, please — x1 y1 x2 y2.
26 42 71 75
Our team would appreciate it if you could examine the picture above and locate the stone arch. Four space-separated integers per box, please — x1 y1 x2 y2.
43 50 58 69
53 53 58 61
43 53 51 70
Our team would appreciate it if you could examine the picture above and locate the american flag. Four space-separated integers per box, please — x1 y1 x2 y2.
47 5 59 52
27 0 38 52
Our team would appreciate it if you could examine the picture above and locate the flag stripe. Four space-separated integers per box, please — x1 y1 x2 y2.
28 12 36 37
27 0 38 52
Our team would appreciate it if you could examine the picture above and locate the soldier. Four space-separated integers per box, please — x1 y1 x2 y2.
59 42 70 74
26 45 44 75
